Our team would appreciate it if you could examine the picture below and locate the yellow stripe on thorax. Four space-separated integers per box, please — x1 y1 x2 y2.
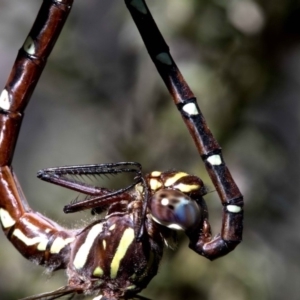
173 183 201 193
164 172 188 187
73 223 103 269
110 227 135 279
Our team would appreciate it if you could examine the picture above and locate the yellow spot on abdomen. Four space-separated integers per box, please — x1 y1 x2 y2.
156 52 172 65
227 205 242 213
50 237 75 254
12 229 48 248
207 154 222 166
23 36 35 55
182 103 199 116
37 239 48 251
0 89 10 111
0 208 16 228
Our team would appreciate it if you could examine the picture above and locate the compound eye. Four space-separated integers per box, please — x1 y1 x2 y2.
149 189 201 230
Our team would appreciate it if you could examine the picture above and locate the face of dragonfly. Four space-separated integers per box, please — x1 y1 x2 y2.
146 171 207 231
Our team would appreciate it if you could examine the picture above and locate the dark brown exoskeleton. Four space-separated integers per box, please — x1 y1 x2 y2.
0 0 243 299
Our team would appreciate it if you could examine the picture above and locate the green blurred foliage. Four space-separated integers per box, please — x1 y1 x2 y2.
0 0 300 299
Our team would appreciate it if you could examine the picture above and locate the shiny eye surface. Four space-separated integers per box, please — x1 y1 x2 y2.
149 189 201 230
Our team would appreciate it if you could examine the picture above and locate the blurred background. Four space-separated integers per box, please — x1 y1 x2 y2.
0 0 300 299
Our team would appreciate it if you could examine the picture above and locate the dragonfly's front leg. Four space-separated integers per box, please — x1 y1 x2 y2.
37 162 142 213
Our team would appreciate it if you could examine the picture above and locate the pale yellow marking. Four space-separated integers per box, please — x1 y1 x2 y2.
73 223 103 269
130 273 137 280
37 239 48 251
173 183 200 193
227 205 242 213
161 198 169 206
164 238 170 248
182 103 199 116
110 228 135 279
23 36 35 55
16 223 49 251
207 154 222 166
93 266 104 277
151 171 161 177
168 223 184 230
93 296 103 300
102 240 107 250
0 208 16 228
130 0 147 14
156 52 173 65
126 285 136 290
164 172 188 187
109 224 116 231
150 178 162 191
50 237 75 254
0 89 10 110
45 228 51 233
13 229 48 247
23 221 38 232
135 183 144 194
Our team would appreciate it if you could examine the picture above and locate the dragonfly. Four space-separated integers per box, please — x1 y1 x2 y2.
0 0 243 299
